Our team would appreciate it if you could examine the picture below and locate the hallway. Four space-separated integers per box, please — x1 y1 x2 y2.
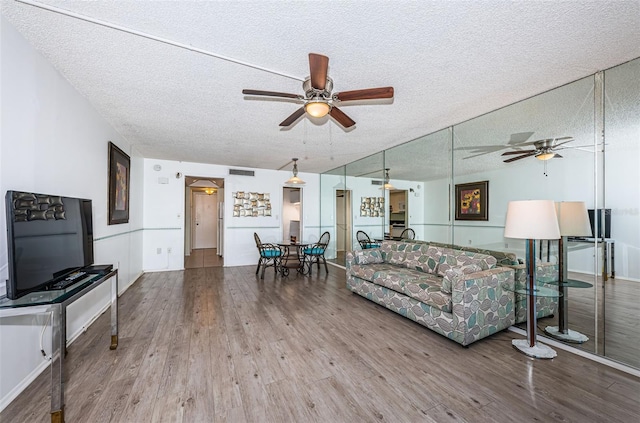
184 248 223 268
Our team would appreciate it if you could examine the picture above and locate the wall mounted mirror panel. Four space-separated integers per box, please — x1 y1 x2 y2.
600 57 640 368
346 152 385 252
320 165 346 265
327 57 638 369
452 74 601 357
384 128 453 244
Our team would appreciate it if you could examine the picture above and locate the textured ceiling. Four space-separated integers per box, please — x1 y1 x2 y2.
2 0 639 174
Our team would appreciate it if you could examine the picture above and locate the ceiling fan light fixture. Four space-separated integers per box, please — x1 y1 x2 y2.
285 158 306 185
536 152 556 161
305 100 330 118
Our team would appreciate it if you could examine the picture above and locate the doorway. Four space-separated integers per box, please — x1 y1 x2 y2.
335 189 352 265
282 187 302 242
184 176 224 268
389 189 408 239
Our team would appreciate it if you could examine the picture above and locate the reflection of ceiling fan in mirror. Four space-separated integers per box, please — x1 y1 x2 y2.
242 53 394 128
501 137 575 163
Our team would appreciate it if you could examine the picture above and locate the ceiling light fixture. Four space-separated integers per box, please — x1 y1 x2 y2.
305 100 330 118
189 179 219 188
382 168 396 190
536 151 556 161
204 188 216 195
284 158 306 185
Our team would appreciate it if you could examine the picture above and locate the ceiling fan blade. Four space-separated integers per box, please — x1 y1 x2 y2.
279 107 306 127
504 152 537 163
309 53 329 90
501 149 535 156
333 87 394 102
243 89 303 100
329 106 356 128
552 140 574 149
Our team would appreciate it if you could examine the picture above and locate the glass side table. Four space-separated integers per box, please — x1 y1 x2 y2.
544 278 593 343
0 269 118 423
514 283 562 359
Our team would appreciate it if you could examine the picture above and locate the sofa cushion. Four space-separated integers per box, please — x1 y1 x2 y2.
371 267 420 293
349 263 397 282
353 249 384 265
379 241 412 265
440 264 482 294
402 274 452 312
437 248 497 274
404 244 442 274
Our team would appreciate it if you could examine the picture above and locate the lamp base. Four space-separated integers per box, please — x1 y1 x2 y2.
543 326 589 343
512 339 557 359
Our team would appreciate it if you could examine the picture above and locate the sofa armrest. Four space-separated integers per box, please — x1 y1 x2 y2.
346 251 356 272
504 262 558 290
346 249 384 274
448 267 516 345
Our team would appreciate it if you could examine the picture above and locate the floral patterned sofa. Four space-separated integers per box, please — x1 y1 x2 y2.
410 240 558 324
346 240 515 346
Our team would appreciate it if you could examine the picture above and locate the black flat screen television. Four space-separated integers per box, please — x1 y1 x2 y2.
5 190 94 299
588 208 611 239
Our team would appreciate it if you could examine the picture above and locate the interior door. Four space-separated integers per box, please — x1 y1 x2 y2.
193 192 217 249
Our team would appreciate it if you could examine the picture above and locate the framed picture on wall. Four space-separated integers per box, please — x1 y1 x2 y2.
108 141 130 225
455 180 488 221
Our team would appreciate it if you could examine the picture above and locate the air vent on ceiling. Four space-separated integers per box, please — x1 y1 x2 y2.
371 180 383 186
229 169 255 177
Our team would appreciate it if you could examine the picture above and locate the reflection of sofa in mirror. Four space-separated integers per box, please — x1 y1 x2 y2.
346 240 516 346
407 240 558 323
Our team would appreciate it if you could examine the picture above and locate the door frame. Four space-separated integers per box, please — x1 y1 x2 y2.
282 186 303 242
336 189 352 253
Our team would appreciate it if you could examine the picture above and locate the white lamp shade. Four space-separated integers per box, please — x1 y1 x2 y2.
504 200 561 240
555 201 592 237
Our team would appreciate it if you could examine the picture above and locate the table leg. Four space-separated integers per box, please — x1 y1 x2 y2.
610 241 615 278
51 303 65 422
603 241 609 283
110 273 119 350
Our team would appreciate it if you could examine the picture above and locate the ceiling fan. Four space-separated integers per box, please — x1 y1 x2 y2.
242 53 394 128
501 137 575 163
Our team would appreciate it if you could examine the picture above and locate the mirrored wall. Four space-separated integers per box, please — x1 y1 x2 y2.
320 57 639 369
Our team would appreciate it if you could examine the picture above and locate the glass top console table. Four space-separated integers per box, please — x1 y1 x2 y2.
0 269 118 423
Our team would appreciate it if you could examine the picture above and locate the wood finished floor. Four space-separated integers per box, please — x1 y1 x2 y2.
185 248 223 269
525 271 640 369
2 265 639 422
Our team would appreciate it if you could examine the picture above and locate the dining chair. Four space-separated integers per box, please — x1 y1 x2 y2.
356 230 380 249
303 231 330 276
400 227 416 240
254 232 283 279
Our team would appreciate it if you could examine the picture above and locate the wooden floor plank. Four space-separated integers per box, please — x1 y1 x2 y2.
2 265 639 423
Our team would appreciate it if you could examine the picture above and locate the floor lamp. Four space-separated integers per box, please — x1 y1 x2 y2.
504 200 560 359
544 201 593 343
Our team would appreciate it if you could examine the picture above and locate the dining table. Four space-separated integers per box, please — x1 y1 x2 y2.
277 240 312 276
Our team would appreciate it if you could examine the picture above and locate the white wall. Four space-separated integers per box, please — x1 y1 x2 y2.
142 158 320 271
0 17 144 409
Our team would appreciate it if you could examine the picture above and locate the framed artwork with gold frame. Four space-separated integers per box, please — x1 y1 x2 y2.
455 181 488 221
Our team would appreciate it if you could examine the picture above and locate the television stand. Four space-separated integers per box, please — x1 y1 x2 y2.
0 269 118 423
